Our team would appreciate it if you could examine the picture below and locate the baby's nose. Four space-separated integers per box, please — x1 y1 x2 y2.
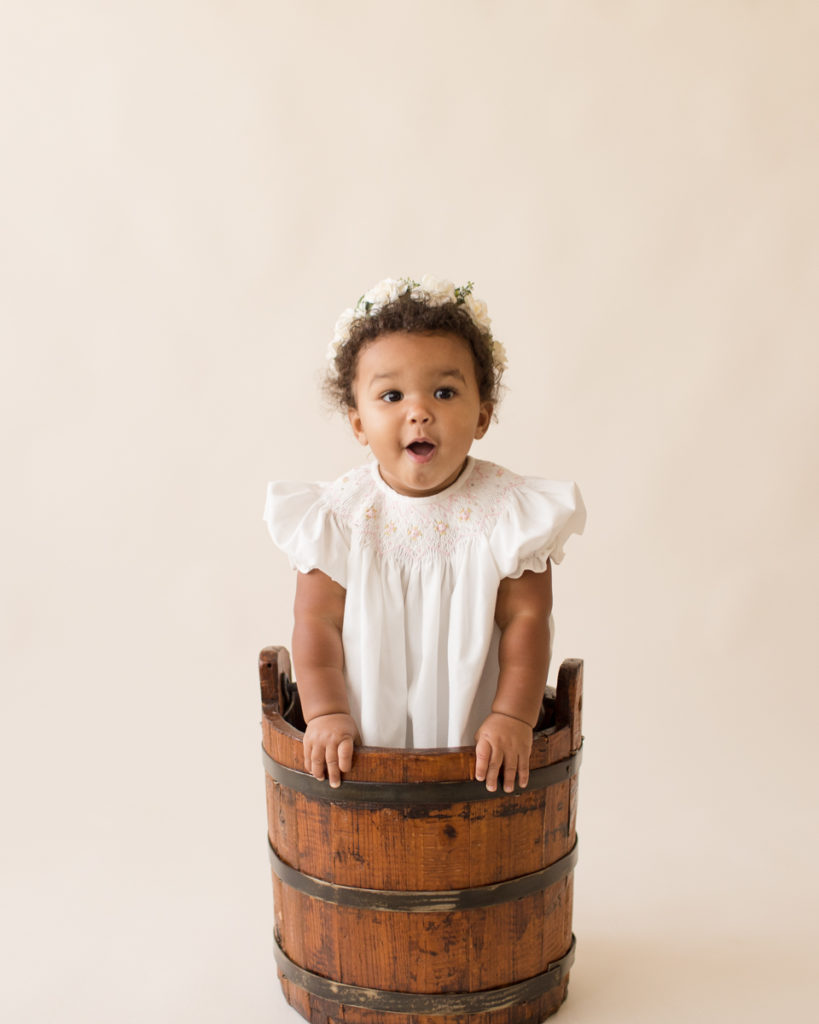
408 404 432 423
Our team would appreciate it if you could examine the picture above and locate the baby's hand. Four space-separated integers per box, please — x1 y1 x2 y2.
474 712 534 793
303 713 360 788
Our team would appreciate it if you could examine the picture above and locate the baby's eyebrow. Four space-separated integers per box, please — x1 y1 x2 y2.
368 369 467 384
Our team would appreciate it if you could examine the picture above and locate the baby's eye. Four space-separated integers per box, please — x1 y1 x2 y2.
434 387 456 400
380 390 403 403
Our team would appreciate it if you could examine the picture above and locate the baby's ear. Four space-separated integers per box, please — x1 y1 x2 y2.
475 402 493 439
347 406 368 446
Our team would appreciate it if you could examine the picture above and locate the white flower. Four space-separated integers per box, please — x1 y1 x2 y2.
492 339 508 372
417 274 456 307
362 277 406 310
332 307 356 343
464 293 492 332
327 307 357 368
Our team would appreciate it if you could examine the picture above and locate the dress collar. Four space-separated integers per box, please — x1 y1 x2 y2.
369 456 477 505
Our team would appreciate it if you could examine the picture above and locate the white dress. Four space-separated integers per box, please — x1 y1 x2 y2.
264 457 585 749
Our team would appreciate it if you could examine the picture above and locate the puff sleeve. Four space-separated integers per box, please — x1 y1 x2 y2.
263 481 350 588
489 478 586 579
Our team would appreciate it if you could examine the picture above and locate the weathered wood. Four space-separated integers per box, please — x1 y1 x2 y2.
555 659 583 754
259 645 291 706
260 645 583 1024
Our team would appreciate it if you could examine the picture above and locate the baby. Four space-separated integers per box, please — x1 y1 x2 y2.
265 276 585 793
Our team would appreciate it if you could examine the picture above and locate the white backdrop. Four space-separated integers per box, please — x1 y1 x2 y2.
2 2 817 1021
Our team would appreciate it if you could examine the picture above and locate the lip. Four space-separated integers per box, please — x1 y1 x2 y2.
405 438 437 464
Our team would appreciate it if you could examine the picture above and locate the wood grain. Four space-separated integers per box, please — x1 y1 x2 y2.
260 646 583 1024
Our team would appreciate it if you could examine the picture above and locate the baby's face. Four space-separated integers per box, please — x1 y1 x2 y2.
348 331 492 497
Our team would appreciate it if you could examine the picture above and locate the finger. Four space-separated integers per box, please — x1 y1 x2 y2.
474 738 491 781
503 755 517 793
485 750 504 793
517 755 530 790
337 736 354 774
326 756 341 788
310 748 327 780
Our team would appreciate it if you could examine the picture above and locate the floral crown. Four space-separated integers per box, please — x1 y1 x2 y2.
326 275 508 373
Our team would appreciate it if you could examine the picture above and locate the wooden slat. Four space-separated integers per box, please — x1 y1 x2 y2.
261 647 584 1024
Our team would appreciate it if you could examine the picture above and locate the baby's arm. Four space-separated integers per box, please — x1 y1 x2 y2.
475 562 553 793
293 569 359 787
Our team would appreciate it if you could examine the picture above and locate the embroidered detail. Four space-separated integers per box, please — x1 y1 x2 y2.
323 460 527 563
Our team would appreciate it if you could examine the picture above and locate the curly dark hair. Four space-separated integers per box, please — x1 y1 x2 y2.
324 292 503 410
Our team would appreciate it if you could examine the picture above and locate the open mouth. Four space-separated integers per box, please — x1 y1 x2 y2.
406 440 436 461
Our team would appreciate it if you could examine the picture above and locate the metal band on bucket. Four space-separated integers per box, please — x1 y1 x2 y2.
268 836 578 912
262 746 581 804
273 934 576 1014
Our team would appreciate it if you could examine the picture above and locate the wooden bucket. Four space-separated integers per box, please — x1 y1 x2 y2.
260 645 583 1024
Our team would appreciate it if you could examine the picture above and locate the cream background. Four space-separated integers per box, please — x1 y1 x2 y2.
2 2 817 1021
